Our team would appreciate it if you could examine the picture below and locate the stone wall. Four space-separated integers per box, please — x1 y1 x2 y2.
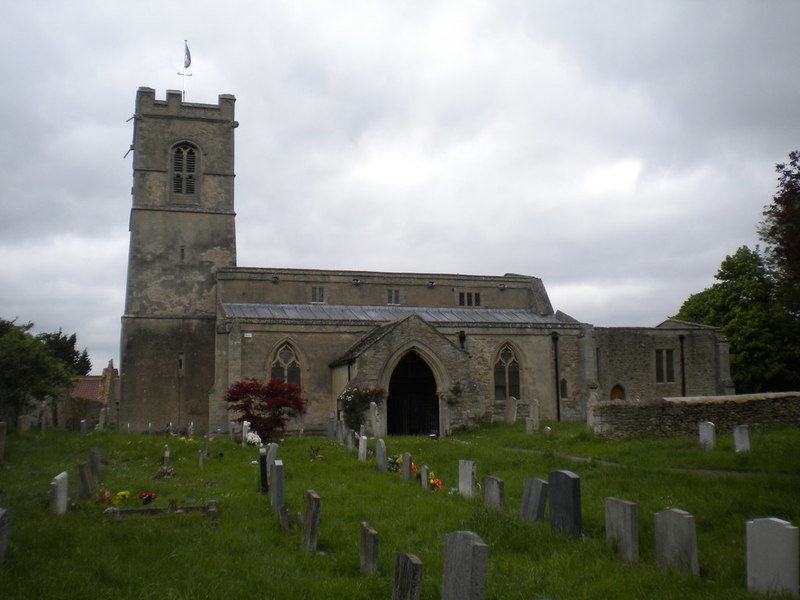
589 392 800 437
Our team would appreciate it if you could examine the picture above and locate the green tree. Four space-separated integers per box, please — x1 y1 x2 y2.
759 150 800 316
674 246 800 393
0 319 75 425
37 329 92 375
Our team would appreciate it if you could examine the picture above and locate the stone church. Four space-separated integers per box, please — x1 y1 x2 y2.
120 88 735 435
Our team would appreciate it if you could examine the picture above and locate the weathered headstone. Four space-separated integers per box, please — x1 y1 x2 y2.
653 508 699 575
369 401 379 436
303 489 321 553
347 429 356 450
270 459 285 512
336 418 345 445
392 553 423 600
258 446 269 493
459 460 476 499
0 508 9 563
241 420 250 447
97 408 106 431
197 448 204 470
162 444 171 467
605 496 639 564
527 398 541 433
266 443 279 485
17 414 30 432
89 449 102 483
358 435 368 461
49 471 68 515
420 465 430 490
401 452 413 482
504 397 518 425
482 476 505 511
79 419 87 435
77 461 95 500
360 521 379 575
375 438 387 472
746 517 798 597
441 530 488 600
519 477 548 522
0 421 7 460
733 425 752 453
548 469 582 536
698 421 715 450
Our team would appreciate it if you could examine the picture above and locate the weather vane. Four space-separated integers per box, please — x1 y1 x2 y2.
178 40 192 100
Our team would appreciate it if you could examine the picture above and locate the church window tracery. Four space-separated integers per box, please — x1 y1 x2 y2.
270 343 301 386
172 143 197 195
494 344 520 400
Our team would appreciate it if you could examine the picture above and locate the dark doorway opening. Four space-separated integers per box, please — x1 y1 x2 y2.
387 351 439 435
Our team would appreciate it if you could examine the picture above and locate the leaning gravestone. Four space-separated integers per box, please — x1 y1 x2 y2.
0 421 6 460
375 438 387 472
548 470 582 536
605 497 639 564
0 508 8 563
482 476 505 511
459 460 477 499
49 471 69 515
270 459 285 512
302 489 321 553
733 425 752 453
698 421 715 450
653 508 699 575
520 477 548 522
401 452 413 482
393 553 423 600
746 517 798 597
441 530 488 600
360 521 379 575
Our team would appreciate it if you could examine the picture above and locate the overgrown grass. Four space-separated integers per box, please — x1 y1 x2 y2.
0 422 798 599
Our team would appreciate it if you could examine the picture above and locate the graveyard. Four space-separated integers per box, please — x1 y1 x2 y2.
0 421 798 599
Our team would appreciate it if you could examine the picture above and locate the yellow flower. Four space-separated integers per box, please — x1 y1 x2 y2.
112 491 130 506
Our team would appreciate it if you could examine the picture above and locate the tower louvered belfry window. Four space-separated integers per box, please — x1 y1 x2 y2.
172 144 197 195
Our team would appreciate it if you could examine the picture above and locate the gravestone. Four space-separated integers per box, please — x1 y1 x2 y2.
266 443 279 485
360 521 379 575
187 421 195 437
89 449 102 482
441 530 488 600
746 517 798 597
375 438 387 472
303 489 321 553
97 408 106 431
79 419 87 435
163 444 171 467
278 504 291 532
358 435 368 461
482 476 505 511
519 477 548 522
270 459 285 512
369 401 379 436
241 420 249 447
0 421 7 460
0 508 8 563
504 397 518 425
49 471 68 515
401 452 413 482
336 418 345 445
392 553 423 600
77 461 95 500
527 398 541 433
197 448 204 470
653 508 699 575
327 417 336 441
459 460 476 499
605 497 639 564
148 422 152 436
698 421 715 450
347 430 356 450
548 470 582 536
420 465 430 490
17 414 30 432
733 425 752 453
258 447 269 493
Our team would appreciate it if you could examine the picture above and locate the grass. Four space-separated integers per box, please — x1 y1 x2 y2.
0 421 798 599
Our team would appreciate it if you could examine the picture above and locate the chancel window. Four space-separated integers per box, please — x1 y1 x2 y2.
656 349 675 383
270 343 301 386
172 144 197 195
494 344 520 400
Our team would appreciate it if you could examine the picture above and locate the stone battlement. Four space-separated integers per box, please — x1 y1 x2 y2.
135 87 236 120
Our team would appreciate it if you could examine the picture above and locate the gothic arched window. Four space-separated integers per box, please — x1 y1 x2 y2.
493 344 520 400
172 143 197 195
270 343 301 386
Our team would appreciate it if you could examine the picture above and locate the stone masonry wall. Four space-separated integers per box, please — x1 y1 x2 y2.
589 392 800 437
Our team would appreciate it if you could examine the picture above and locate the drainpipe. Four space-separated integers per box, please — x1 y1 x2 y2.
679 335 686 397
551 331 561 421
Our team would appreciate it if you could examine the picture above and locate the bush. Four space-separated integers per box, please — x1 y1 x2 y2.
225 377 307 440
337 385 385 431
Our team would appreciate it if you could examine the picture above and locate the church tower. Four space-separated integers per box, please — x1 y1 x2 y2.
120 88 237 433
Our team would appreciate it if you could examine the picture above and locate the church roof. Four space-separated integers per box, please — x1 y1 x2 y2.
222 302 564 325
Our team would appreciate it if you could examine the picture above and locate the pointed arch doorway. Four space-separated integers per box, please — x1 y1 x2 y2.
387 350 439 435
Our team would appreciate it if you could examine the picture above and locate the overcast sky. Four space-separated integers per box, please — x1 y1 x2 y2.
1 1 798 374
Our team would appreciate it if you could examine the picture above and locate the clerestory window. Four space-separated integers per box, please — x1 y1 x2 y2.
270 343 301 386
494 344 520 400
172 144 197 195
